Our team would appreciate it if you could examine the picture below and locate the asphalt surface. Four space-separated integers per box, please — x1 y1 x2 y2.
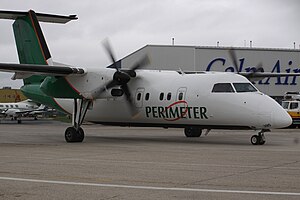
0 119 300 199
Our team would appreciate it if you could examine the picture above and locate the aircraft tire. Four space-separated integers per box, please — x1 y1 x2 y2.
259 136 266 145
65 127 84 143
184 127 202 137
251 135 265 145
259 140 266 145
251 135 259 145
77 127 85 142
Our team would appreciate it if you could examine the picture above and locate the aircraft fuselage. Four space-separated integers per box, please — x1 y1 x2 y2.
54 70 291 130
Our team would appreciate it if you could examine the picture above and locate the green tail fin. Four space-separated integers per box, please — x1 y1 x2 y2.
0 10 79 111
13 10 51 85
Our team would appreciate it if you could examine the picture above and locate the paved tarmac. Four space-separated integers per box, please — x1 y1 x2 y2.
0 119 300 199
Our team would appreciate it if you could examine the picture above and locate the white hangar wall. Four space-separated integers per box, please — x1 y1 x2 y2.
120 45 300 97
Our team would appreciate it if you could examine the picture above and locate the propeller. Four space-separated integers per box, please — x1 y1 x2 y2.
94 39 150 115
229 48 264 81
229 48 240 73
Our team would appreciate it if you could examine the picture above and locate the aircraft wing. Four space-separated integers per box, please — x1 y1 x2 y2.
15 108 44 115
0 63 85 79
239 72 300 82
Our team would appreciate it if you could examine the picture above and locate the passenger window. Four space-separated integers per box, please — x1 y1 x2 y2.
137 93 141 101
6 105 9 108
290 102 299 109
178 92 183 100
0 105 3 107
212 83 234 93
233 83 257 92
10 105 13 108
159 93 164 100
145 93 150 101
15 105 19 108
167 92 172 100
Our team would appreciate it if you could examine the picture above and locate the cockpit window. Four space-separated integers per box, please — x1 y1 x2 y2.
233 83 257 92
212 83 234 93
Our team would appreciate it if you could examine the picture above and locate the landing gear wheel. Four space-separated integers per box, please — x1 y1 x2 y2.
77 127 85 142
17 119 21 124
258 135 266 145
184 127 202 137
65 127 77 143
251 135 266 145
259 139 266 145
65 127 85 143
251 135 260 145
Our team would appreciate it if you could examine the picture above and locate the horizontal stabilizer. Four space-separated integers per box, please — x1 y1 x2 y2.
0 10 77 23
0 63 85 78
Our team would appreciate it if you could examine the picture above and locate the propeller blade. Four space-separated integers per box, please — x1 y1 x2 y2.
255 62 264 72
121 84 138 116
123 55 150 78
241 62 265 83
102 39 119 71
229 48 239 73
131 55 150 71
92 79 118 99
105 79 118 90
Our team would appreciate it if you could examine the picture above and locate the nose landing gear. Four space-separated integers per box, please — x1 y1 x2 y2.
251 129 270 145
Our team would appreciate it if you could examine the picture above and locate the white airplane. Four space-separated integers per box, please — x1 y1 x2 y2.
0 10 297 145
0 99 46 123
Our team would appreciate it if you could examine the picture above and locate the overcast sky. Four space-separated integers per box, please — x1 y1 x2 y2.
0 0 299 88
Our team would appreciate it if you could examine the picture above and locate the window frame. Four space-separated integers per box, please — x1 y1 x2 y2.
233 83 257 93
212 83 235 93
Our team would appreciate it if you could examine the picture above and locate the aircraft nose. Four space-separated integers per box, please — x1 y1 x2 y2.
257 94 292 129
271 105 292 128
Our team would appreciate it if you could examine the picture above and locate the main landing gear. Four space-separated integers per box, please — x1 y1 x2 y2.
65 99 91 143
251 129 269 145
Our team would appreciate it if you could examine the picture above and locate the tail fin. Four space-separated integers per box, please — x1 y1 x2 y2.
0 10 77 84
13 10 50 85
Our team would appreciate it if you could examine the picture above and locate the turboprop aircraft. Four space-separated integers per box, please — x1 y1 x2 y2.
0 10 296 145
0 99 46 123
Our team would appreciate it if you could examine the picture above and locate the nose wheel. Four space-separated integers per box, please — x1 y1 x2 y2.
251 129 269 145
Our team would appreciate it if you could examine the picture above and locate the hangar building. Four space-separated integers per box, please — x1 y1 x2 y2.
117 45 300 99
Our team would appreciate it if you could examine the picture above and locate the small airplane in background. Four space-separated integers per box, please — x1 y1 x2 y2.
0 99 47 123
0 10 298 145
